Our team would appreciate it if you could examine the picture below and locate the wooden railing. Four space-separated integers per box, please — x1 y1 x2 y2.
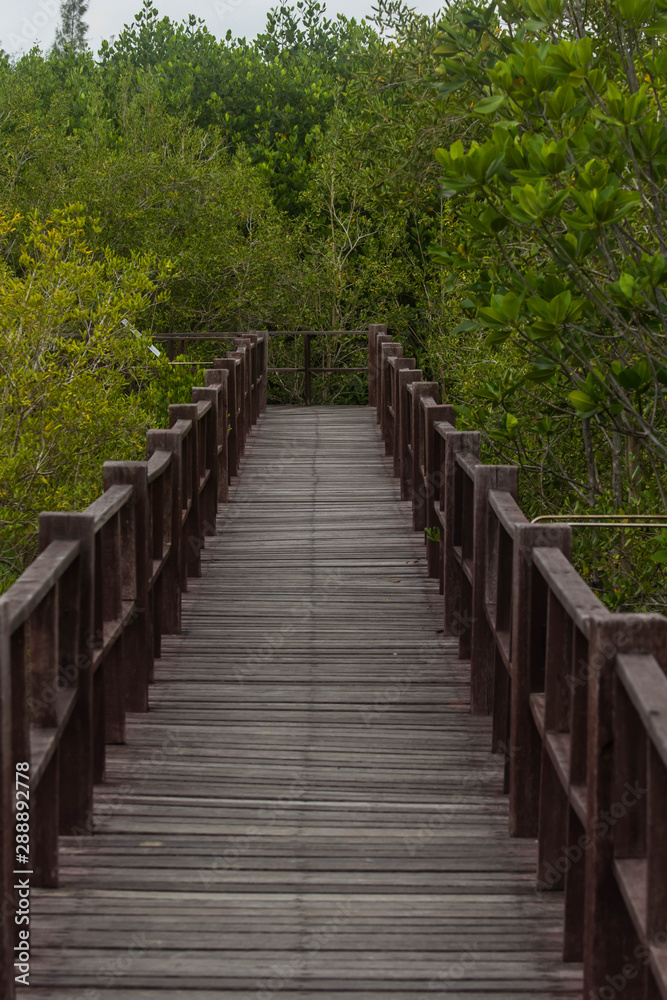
158 329 368 406
0 339 267 1000
369 327 667 999
3 322 661 998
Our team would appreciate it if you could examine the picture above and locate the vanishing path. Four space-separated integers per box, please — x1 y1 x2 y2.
30 406 581 998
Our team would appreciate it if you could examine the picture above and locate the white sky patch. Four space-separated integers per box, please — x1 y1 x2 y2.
1 0 446 56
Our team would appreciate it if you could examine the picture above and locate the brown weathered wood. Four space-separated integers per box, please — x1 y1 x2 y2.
103 464 151 713
408 382 438 532
584 613 667 998
389 358 416 476
508 530 571 839
233 339 253 436
25 406 580 1000
468 464 518 714
160 329 370 339
367 324 380 406
169 408 202 579
205 369 230 501
304 332 313 406
423 403 456 579
214 359 240 478
39 514 97 813
379 342 402 451
258 331 269 413
397 368 422 500
146 429 184 632
486 491 525 765
229 350 248 457
374 333 391 424
192 386 220 532
435 425 481 640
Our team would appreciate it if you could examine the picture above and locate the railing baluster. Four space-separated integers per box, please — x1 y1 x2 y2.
423 401 456 578
304 333 312 407
102 464 150 711
214 358 240 478
147 429 184 632
379 342 402 450
204 370 230 503
398 369 422 500
407 382 438 531
374 332 391 424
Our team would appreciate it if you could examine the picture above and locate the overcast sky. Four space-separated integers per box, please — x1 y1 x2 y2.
2 0 446 56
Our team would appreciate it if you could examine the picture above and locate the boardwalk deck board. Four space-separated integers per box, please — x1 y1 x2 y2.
30 406 581 997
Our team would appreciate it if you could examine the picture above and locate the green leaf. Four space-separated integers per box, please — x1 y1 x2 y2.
484 329 512 346
618 273 637 299
452 320 482 334
474 95 506 114
568 389 599 414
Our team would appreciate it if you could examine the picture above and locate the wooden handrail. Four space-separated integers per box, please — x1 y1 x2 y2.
0 326 273 1000
374 344 667 999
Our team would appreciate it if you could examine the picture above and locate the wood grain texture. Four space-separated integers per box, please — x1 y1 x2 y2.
30 406 581 997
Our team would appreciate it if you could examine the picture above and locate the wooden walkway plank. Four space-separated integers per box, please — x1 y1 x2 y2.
30 406 581 997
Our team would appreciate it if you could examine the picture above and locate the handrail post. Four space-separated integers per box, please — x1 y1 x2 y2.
38 513 96 816
390 359 416 476
147 428 184 632
246 334 261 425
304 333 312 406
259 331 269 413
233 339 253 438
214 358 240 478
469 464 519 714
102 464 151 712
0 602 14 1000
169 407 202 578
434 424 481 639
409 382 439 531
379 342 403 451
374 332 391 424
229 349 248 458
583 613 667 997
424 403 456 578
368 324 376 405
205 369 230 504
192 386 221 534
246 333 257 424
398 369 422 500
368 324 380 406
508 524 572 837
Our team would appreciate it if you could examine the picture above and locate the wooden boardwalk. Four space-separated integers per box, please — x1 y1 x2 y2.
30 406 582 998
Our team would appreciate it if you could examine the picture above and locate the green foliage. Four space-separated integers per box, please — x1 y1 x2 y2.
1 0 666 607
0 207 176 590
